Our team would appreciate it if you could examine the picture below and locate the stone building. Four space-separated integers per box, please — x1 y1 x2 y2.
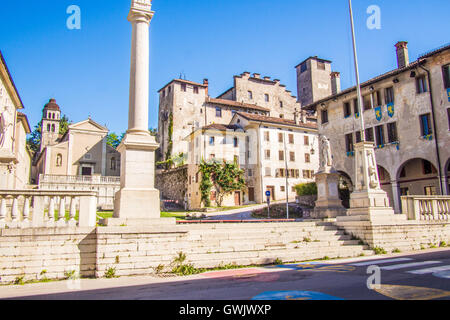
302 41 450 213
33 100 121 209
180 112 319 209
157 73 303 163
0 51 32 190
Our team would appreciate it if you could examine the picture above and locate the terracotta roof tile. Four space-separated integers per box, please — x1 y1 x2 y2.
236 112 318 130
206 97 270 112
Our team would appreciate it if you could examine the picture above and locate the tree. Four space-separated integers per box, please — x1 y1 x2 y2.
294 183 318 196
199 160 246 207
107 132 121 149
26 121 42 154
59 115 70 136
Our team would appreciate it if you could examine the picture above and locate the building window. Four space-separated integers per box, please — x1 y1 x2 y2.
424 186 437 196
264 94 269 102
288 134 294 144
47 124 51 132
416 76 428 94
265 150 271 160
162 90 165 98
110 157 116 171
365 128 374 142
248 91 253 100
290 152 296 162
321 109 329 124
265 168 271 177
300 62 307 73
442 64 450 89
304 136 309 146
387 122 398 143
422 160 436 175
209 137 215 146
375 125 385 146
280 186 286 192
233 137 239 148
210 154 215 160
264 132 270 142
363 95 372 111
353 98 359 115
355 131 362 143
181 83 187 92
420 113 433 136
345 133 354 153
168 86 171 93
279 114 284 119
248 169 253 177
279 151 284 161
216 107 222 118
305 153 311 163
280 101 283 108
385 87 395 104
193 86 199 94
317 61 326 70
210 191 217 201
278 133 284 143
344 102 352 118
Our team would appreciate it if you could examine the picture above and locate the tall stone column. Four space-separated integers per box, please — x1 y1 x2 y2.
110 0 171 226
391 180 401 213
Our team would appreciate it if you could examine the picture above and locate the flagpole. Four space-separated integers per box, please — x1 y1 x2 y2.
348 0 366 142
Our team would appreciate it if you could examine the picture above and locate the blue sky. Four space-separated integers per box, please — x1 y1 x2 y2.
1 0 449 135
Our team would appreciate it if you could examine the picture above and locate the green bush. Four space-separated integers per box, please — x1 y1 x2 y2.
294 183 317 196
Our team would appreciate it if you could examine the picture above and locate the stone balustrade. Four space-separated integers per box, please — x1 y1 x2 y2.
0 190 98 229
401 196 450 221
39 174 120 185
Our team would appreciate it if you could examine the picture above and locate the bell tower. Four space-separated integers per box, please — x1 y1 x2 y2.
40 98 61 152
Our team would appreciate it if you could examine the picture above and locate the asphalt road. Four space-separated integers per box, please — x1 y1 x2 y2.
1 249 450 301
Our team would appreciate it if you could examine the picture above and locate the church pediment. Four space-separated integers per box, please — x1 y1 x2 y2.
69 118 109 133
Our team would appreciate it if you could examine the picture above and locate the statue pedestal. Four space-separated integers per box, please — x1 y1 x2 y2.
312 170 346 219
111 133 172 225
337 142 406 224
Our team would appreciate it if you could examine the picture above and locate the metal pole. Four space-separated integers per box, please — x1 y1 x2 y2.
349 0 366 141
284 132 289 219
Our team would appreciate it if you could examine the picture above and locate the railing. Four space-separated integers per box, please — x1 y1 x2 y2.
401 196 450 221
39 174 120 185
0 190 98 229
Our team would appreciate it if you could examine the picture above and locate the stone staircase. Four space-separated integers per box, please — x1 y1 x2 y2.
174 221 375 268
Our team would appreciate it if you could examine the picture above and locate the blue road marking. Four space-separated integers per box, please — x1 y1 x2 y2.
252 291 344 301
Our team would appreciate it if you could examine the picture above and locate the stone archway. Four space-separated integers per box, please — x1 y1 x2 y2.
378 165 395 209
337 171 353 209
396 158 439 196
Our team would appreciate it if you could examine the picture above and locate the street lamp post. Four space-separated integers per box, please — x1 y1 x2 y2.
284 131 289 219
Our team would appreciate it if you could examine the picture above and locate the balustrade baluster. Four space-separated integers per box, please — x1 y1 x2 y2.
59 197 66 221
69 197 76 221
48 197 55 222
23 197 30 222
11 197 19 222
0 197 6 222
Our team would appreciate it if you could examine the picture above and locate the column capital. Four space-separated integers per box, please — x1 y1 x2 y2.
128 0 154 23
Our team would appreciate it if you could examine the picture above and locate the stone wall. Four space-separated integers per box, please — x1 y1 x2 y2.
155 166 188 203
336 220 450 253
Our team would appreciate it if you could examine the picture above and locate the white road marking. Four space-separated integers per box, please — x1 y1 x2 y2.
350 258 413 267
381 261 441 271
408 265 450 275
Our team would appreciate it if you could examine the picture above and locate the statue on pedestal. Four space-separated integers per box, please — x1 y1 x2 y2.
319 135 333 172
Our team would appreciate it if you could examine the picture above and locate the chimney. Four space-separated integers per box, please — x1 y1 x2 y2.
294 109 299 124
263 76 271 81
203 78 209 96
330 72 341 95
301 110 307 124
253 73 261 79
395 41 409 69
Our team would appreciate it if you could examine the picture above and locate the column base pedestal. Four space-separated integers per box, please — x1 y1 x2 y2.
312 170 346 219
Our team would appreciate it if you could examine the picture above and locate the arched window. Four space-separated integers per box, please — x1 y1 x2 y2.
51 124 55 132
47 124 51 132
56 154 63 167
111 157 116 171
